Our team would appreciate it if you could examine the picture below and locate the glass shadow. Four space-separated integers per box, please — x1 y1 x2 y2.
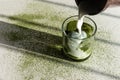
0 21 73 61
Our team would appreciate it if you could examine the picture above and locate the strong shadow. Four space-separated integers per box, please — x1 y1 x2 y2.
0 21 120 80
0 0 119 78
0 21 73 61
95 37 120 47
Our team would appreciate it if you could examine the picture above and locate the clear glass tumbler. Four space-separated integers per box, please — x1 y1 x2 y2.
62 15 97 61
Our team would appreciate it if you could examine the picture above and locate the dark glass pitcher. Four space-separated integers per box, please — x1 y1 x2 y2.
75 0 120 15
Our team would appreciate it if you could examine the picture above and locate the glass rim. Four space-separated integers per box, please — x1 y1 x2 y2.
62 15 97 40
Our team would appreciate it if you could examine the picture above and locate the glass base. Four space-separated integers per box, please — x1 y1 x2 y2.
63 47 92 61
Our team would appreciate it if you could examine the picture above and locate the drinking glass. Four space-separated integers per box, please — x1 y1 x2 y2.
62 15 97 61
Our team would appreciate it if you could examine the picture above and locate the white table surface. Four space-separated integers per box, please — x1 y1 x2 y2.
0 0 120 80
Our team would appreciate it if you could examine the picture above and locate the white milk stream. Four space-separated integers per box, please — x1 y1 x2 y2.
67 15 88 58
77 16 84 35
